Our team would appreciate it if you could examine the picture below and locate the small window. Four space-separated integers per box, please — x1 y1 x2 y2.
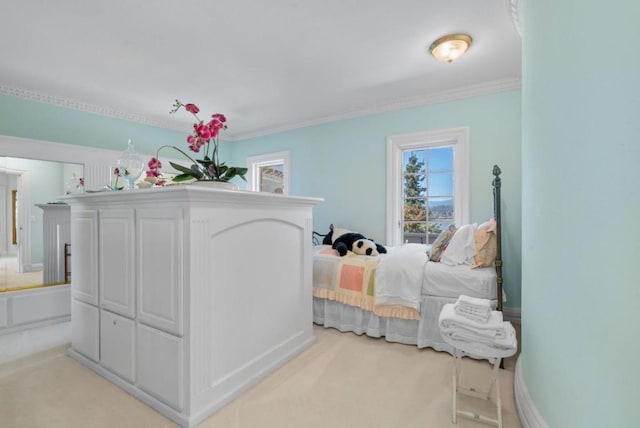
386 128 470 246
247 151 290 194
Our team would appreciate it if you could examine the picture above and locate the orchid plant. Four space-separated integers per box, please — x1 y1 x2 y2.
146 100 247 185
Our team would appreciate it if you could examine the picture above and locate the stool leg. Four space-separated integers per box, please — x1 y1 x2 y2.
496 375 502 428
452 354 458 424
487 357 501 400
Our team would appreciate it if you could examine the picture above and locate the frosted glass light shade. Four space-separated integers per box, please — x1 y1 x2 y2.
430 34 472 63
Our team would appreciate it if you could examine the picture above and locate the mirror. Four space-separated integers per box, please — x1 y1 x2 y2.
0 157 83 292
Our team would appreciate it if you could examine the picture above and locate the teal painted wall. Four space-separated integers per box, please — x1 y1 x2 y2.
522 1 640 426
230 91 522 308
0 95 185 155
0 91 523 310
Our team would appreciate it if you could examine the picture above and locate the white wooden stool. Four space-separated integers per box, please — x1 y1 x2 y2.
442 329 516 428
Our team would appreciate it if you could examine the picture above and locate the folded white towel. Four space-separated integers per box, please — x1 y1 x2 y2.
454 303 491 323
443 332 518 359
454 295 492 323
439 303 504 339
439 303 517 356
443 322 516 349
457 295 491 311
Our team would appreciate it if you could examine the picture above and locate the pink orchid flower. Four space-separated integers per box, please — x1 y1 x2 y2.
185 103 200 114
148 157 162 170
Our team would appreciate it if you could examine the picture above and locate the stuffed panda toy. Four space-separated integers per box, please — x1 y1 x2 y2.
324 227 387 257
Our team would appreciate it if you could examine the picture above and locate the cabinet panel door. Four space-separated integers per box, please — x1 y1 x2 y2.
71 299 99 362
99 209 135 318
136 208 183 336
71 210 98 305
136 323 183 411
100 309 135 383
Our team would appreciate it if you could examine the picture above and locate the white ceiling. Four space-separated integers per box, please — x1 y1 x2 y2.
0 0 521 140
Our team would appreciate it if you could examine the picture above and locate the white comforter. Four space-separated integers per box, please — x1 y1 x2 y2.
374 244 428 314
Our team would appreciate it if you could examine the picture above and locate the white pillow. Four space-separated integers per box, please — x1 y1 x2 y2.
440 223 478 266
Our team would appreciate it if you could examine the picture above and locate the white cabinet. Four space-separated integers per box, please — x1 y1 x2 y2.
100 309 136 383
65 187 321 428
137 323 184 410
36 204 71 284
71 210 98 305
99 209 135 318
136 207 183 336
71 299 99 362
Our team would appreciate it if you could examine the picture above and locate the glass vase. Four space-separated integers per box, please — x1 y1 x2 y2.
117 139 144 190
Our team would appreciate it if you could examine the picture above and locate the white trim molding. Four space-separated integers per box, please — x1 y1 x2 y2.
1 79 521 142
506 0 522 37
385 127 470 246
0 85 180 130
515 357 549 428
234 79 520 141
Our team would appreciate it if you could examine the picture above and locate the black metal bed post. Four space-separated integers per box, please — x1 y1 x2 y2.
492 165 503 312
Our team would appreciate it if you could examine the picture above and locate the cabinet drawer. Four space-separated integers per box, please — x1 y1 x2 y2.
136 323 183 411
71 299 99 362
100 310 135 383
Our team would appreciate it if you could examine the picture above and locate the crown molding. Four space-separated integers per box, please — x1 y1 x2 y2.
0 84 179 130
2 78 521 143
231 78 521 141
506 0 522 37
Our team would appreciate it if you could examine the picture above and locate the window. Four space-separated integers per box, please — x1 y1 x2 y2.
246 151 290 194
386 128 469 246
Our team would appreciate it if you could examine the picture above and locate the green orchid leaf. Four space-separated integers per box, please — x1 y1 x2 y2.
169 161 196 175
196 159 212 167
172 173 195 182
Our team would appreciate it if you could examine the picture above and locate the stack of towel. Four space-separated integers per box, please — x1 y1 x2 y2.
438 295 517 356
454 295 492 323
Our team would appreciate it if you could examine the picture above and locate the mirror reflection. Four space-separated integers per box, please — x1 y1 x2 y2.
259 164 285 193
0 157 83 292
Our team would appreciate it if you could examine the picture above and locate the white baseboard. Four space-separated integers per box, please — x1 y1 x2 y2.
515 357 549 428
503 306 521 323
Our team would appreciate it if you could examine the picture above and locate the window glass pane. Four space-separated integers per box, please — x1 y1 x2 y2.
403 223 426 244
428 197 454 221
428 172 453 196
399 143 458 245
403 174 426 198
403 150 426 174
428 147 453 171
403 200 427 222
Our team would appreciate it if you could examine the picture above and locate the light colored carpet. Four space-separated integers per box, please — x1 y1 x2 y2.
0 325 521 428
0 257 44 290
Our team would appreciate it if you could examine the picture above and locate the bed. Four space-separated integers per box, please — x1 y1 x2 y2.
312 165 504 354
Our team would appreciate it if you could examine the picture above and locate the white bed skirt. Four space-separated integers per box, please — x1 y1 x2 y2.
313 295 497 354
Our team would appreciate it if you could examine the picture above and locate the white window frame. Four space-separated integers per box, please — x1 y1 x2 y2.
386 127 470 246
246 151 291 194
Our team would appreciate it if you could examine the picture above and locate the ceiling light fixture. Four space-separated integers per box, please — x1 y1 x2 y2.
429 33 472 63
